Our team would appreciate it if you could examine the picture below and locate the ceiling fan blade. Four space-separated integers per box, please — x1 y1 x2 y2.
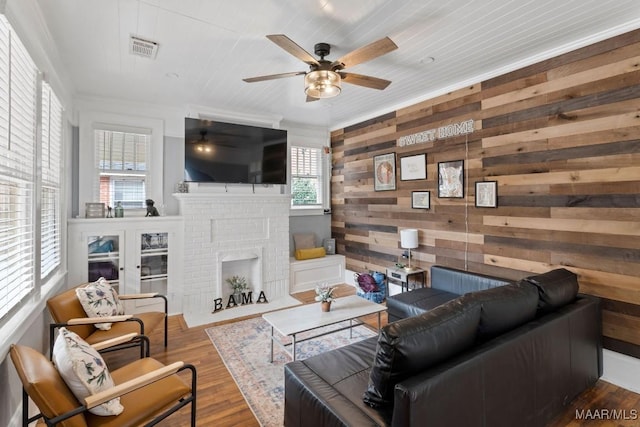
266 34 319 66
306 95 320 103
335 37 398 68
340 72 392 90
243 71 306 83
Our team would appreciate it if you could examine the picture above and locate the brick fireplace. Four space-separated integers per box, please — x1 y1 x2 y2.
175 190 296 324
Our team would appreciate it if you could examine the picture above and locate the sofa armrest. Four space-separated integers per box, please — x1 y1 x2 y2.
393 358 484 427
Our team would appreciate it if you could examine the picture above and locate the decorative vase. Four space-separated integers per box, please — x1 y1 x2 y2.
321 301 331 312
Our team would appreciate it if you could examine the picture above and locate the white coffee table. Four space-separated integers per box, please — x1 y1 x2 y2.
262 295 386 361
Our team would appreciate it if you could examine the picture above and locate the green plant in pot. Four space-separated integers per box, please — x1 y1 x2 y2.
226 275 248 302
315 284 335 312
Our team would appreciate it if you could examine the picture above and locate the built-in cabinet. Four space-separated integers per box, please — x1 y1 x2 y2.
68 216 183 314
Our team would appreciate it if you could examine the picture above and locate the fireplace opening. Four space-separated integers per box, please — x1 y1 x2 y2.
217 248 262 302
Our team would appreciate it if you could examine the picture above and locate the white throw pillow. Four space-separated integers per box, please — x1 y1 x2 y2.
75 277 125 330
52 327 124 416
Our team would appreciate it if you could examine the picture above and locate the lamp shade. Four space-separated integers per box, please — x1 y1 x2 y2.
400 229 419 249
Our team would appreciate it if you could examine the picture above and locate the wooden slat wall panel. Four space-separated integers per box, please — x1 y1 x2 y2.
330 28 640 357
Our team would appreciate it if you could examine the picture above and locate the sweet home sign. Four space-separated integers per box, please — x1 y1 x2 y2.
397 119 475 147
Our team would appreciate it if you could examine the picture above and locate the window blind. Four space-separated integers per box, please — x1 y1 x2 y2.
291 146 323 207
40 82 62 278
0 16 37 319
95 130 149 208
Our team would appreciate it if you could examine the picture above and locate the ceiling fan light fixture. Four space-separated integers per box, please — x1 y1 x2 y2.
305 70 341 98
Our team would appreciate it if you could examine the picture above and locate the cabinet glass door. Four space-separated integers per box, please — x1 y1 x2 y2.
139 232 168 300
87 235 121 292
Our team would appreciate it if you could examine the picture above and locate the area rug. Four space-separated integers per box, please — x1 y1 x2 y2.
206 316 377 426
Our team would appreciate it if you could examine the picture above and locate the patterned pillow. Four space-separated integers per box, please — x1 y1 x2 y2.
52 327 124 416
75 277 125 330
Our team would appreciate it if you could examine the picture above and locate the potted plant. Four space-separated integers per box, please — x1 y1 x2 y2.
315 284 335 312
226 275 248 302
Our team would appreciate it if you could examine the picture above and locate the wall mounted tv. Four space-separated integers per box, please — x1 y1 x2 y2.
184 118 288 185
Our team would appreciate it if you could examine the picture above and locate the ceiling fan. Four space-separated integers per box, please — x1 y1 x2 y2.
243 34 398 101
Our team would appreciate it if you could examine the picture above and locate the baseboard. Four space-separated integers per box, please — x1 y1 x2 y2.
602 349 640 393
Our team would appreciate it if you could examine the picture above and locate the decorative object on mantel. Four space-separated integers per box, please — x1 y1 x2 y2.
114 201 124 218
400 229 419 271
176 181 189 193
145 199 160 216
315 284 335 312
85 203 105 219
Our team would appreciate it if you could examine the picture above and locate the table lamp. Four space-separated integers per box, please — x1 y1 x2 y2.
400 229 419 271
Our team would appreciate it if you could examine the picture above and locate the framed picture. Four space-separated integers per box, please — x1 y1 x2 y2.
475 180 498 208
411 191 430 209
400 154 427 181
438 160 464 198
373 153 396 191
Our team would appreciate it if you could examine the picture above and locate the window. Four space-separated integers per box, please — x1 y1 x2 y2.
95 129 149 209
40 82 63 279
291 146 324 208
0 15 38 319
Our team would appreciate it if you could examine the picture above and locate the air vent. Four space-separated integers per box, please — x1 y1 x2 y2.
129 36 159 59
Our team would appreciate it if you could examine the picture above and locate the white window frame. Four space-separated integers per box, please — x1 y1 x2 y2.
290 142 330 216
0 14 67 355
78 112 163 217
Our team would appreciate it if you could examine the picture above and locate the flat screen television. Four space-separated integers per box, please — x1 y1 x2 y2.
184 118 287 184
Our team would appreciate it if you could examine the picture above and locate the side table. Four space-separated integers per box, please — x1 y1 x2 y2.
386 266 426 293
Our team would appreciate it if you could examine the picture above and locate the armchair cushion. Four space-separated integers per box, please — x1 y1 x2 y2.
53 327 124 416
75 278 125 330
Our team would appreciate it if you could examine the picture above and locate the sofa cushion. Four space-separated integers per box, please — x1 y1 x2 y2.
523 268 579 312
363 298 481 408
430 265 511 294
386 287 459 321
461 281 539 341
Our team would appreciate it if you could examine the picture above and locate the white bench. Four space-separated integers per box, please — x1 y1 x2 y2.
289 254 346 294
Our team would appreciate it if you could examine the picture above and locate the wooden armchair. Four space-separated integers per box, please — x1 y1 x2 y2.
10 342 196 427
47 285 168 358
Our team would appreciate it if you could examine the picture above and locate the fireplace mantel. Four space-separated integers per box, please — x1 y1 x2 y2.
176 191 291 322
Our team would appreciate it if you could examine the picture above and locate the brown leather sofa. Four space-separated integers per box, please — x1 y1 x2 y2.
284 268 602 427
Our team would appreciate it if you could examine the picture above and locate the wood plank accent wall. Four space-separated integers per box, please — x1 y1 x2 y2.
330 29 640 358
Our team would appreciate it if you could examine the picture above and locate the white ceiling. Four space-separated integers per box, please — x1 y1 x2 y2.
36 0 640 129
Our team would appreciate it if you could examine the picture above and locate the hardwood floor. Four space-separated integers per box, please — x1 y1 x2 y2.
105 285 640 426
